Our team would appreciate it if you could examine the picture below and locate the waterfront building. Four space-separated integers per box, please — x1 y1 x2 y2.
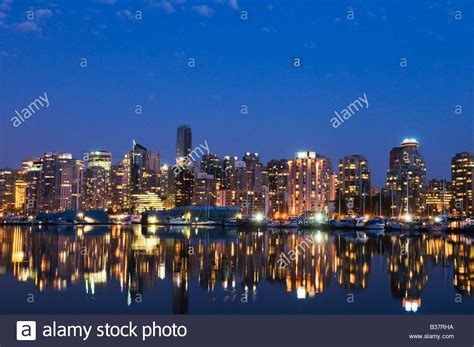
130 142 161 210
386 139 427 218
84 151 112 210
175 169 194 207
426 179 453 216
35 153 84 212
239 153 268 217
110 154 131 213
14 175 28 215
193 172 217 206
451 152 474 216
130 192 164 212
338 155 371 215
22 158 42 215
0 169 15 216
267 159 289 217
287 151 332 216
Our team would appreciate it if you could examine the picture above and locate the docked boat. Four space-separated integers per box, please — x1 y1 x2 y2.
281 218 299 228
364 218 385 230
167 217 191 225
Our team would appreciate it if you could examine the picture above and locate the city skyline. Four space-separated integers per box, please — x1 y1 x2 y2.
1 125 473 218
1 1 472 186
0 133 470 185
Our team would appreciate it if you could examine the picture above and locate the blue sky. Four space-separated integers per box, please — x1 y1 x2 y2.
0 0 472 185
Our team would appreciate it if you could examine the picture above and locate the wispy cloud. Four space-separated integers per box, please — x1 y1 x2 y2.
0 11 6 19
228 0 239 10
35 8 53 19
116 9 134 20
159 0 176 14
12 21 40 33
192 5 214 17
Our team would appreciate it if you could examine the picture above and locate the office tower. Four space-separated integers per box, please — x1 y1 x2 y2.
36 152 84 212
130 142 161 211
176 125 192 163
221 156 238 190
110 154 131 213
287 151 332 216
22 158 42 215
426 179 453 216
200 153 223 188
175 169 194 207
386 139 427 218
267 159 289 217
159 164 175 209
338 155 371 214
238 152 268 217
0 169 15 216
13 171 28 215
451 152 474 216
193 172 217 206
84 150 112 210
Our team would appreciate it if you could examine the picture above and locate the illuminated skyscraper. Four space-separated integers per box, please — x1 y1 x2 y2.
267 159 289 217
130 142 161 211
22 158 42 214
288 151 332 216
0 169 15 216
451 152 474 216
84 151 112 210
426 179 453 216
111 154 131 213
193 172 217 206
175 169 194 207
338 155 371 214
386 139 427 217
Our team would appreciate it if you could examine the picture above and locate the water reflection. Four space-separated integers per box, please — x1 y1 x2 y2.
0 225 472 314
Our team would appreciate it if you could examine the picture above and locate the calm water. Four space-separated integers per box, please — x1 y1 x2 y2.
0 225 472 314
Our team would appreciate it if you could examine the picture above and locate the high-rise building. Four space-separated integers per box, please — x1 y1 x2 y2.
193 172 217 206
239 153 268 217
200 153 223 188
35 153 84 212
176 125 192 163
426 179 453 216
22 158 42 215
386 139 427 218
451 152 474 216
338 155 371 214
216 156 244 209
287 151 332 216
110 154 131 213
267 159 289 217
130 142 160 210
13 171 28 215
84 151 112 210
0 169 15 216
175 169 194 207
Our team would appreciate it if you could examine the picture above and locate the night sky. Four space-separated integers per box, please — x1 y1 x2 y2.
0 0 472 185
